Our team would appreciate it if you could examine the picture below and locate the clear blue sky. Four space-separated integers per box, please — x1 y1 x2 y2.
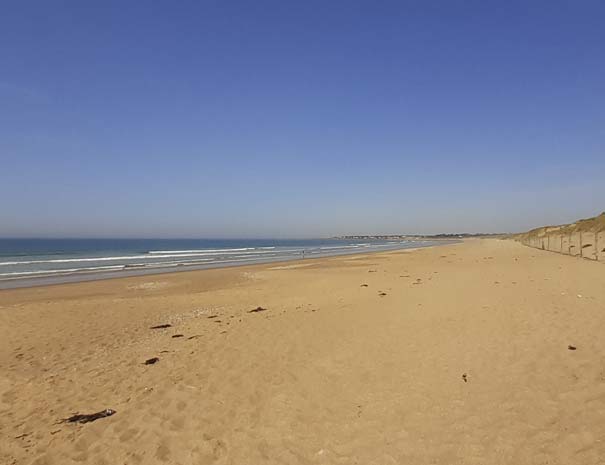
2 1 604 238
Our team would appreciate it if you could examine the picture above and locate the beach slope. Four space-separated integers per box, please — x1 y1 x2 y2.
1 239 605 464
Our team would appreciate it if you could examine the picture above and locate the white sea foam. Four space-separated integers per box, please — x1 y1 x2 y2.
0 257 259 281
0 265 126 279
148 248 255 254
0 250 276 266
204 256 280 264
0 257 220 279
229 252 285 259
0 257 275 279
0 245 395 267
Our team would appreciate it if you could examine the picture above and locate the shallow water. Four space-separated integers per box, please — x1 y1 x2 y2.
0 238 448 289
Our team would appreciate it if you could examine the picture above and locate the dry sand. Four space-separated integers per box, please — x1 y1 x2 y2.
1 239 605 464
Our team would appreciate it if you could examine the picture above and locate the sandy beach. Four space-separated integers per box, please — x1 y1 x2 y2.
2 239 605 465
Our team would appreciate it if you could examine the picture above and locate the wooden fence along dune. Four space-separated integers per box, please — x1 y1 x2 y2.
515 213 605 261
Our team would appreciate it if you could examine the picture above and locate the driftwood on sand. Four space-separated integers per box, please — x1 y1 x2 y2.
61 409 116 424
248 306 267 313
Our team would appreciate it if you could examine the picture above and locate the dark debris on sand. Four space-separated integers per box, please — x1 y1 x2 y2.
144 357 159 365
249 306 267 313
150 324 172 329
60 409 116 424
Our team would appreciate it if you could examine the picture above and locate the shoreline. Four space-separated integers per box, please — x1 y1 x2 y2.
0 240 454 291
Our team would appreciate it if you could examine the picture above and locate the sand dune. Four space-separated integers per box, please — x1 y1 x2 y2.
515 212 605 260
2 239 605 464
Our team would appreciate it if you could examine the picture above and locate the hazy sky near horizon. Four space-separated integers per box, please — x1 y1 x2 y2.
1 1 604 238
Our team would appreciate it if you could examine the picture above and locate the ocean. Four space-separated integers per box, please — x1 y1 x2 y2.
0 238 444 289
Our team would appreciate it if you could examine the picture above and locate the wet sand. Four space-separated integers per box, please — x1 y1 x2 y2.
1 239 605 464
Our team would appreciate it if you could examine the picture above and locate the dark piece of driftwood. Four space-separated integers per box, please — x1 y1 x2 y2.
150 324 172 329
61 409 116 424
249 307 267 313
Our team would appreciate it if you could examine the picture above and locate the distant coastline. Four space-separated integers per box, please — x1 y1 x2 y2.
334 233 507 240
